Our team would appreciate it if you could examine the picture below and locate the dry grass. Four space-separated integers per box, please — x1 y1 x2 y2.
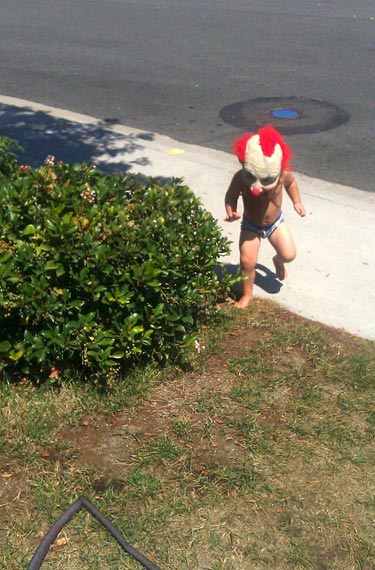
1 299 375 569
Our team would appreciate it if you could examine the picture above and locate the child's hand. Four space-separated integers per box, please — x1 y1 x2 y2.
294 202 306 217
224 212 241 222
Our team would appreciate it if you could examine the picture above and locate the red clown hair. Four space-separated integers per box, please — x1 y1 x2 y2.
232 125 292 170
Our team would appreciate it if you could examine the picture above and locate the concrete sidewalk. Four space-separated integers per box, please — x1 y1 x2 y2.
99 126 375 341
1 96 374 340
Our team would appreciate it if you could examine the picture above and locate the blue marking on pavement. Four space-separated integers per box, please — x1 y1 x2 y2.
271 108 299 119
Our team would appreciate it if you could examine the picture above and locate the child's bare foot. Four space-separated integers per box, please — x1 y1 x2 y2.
235 295 253 309
273 255 287 280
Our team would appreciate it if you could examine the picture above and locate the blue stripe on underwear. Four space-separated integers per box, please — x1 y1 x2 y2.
241 212 284 238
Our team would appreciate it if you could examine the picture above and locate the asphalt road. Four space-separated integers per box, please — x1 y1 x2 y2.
0 0 374 190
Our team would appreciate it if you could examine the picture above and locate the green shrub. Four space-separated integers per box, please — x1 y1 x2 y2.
0 138 234 381
0 137 22 177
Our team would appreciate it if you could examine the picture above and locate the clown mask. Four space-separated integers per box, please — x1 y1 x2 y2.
233 126 292 196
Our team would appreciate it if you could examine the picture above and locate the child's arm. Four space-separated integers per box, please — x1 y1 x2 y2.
284 172 306 217
224 172 242 222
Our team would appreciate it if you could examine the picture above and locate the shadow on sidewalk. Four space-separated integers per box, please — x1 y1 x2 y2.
255 263 283 294
223 262 282 299
0 103 154 173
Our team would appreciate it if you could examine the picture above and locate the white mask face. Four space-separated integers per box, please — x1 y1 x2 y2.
241 168 281 191
243 134 282 190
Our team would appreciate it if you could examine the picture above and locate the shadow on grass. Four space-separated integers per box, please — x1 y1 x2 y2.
0 102 155 173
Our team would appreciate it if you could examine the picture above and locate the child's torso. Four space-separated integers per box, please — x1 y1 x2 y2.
241 179 284 226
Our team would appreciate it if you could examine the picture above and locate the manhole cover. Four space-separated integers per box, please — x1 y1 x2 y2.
219 97 350 135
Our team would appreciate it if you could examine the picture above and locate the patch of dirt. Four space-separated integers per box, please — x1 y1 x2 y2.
0 458 32 513
57 301 371 487
57 312 259 482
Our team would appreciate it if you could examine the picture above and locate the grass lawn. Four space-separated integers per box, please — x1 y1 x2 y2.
1 299 375 570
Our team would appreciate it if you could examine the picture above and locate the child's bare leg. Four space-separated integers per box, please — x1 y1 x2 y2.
273 255 287 280
237 231 260 308
268 222 296 281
